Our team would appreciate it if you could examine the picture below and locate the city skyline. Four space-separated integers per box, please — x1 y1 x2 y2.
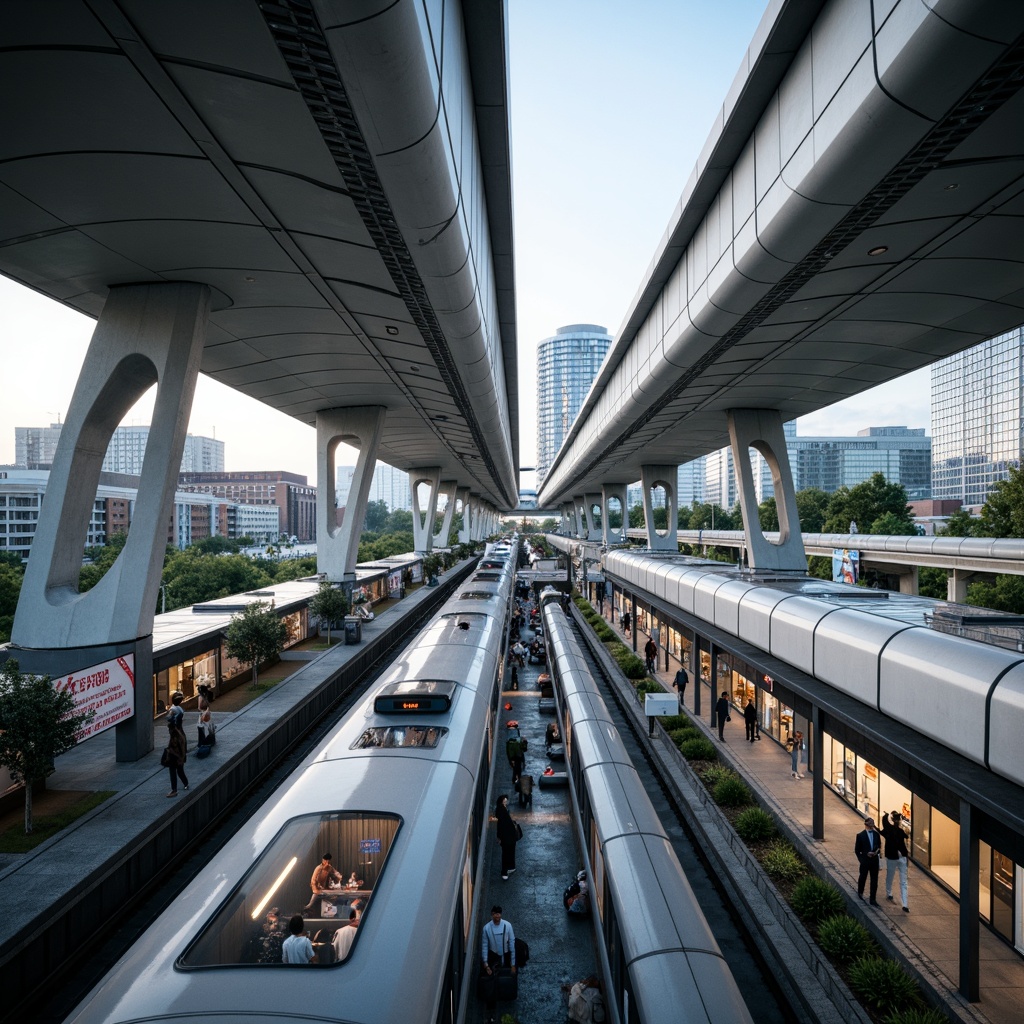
0 1 931 487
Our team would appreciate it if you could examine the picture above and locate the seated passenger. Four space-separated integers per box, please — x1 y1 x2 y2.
332 909 360 961
346 872 363 889
281 914 316 964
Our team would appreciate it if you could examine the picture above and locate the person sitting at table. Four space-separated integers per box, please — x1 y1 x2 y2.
332 908 360 962
346 872 363 889
303 852 342 912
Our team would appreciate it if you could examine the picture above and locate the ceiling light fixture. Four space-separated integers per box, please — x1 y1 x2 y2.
867 246 889 257
409 364 420 373
943 183 959 191
385 325 399 335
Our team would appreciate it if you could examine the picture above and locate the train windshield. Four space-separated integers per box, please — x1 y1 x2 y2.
178 811 400 968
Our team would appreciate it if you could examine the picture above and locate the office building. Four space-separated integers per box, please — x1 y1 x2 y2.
14 423 224 476
536 324 613 486
931 326 1024 505
178 471 315 542
677 457 706 508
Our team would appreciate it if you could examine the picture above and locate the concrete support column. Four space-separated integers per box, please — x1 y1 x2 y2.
411 468 442 552
456 488 471 545
432 480 459 548
812 706 825 841
315 407 386 582
727 409 806 570
11 282 210 761
601 483 629 545
640 465 678 551
560 504 572 536
569 496 583 539
898 566 919 596
948 568 978 603
583 492 603 541
959 799 980 1001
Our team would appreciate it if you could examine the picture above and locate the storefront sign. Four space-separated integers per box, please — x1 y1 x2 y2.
359 838 382 854
55 654 135 742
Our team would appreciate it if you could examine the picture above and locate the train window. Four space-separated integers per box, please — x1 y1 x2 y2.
178 811 400 968
459 591 495 600
353 726 447 748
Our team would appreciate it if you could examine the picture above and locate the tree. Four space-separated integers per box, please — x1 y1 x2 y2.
0 660 94 833
966 574 1024 614
161 551 272 611
940 507 981 538
628 504 646 529
385 508 414 533
308 583 349 645
795 488 830 533
224 602 288 688
0 562 23 644
362 499 390 534
758 497 779 531
919 566 948 600
822 474 915 535
976 465 1024 538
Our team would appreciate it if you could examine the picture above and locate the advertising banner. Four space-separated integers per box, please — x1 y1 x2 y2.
832 548 859 585
54 654 135 742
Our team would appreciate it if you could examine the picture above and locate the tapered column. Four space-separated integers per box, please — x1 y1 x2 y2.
602 483 628 545
316 407 386 582
411 468 442 552
456 488 471 545
728 409 806 570
583 492 603 541
432 480 458 547
11 282 209 760
640 465 678 551
959 800 980 1001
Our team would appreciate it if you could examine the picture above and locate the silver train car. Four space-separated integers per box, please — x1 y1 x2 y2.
540 591 754 1024
604 549 1024 790
66 545 517 1024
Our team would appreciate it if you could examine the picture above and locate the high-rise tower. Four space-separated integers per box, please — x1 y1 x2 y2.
536 324 612 486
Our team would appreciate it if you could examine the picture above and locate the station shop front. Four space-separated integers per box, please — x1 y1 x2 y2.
604 576 1024 958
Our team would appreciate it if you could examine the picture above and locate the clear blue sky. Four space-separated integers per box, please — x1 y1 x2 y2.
0 1 931 482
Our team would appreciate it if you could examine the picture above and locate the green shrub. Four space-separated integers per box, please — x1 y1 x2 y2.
713 775 753 807
668 727 700 745
660 715 690 731
610 648 648 679
849 956 921 1012
635 680 662 699
679 737 717 761
735 806 777 842
791 876 845 923
883 1009 948 1024
594 622 616 642
761 840 805 883
701 764 736 788
817 915 874 964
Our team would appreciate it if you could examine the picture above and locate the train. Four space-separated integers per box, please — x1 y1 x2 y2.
539 589 754 1024
603 548 1024 790
65 541 518 1024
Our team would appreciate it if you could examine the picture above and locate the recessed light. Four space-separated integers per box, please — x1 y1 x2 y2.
434 415 448 422
867 246 889 257
385 325 399 335
244 276 256 282
409 364 420 373
943 183 959 191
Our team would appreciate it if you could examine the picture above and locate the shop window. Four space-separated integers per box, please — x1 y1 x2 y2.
856 757 879 821
912 794 930 866
992 852 1014 943
930 806 960 894
980 841 992 924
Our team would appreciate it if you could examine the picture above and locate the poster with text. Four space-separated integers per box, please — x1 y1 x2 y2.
832 548 859 585
54 654 136 742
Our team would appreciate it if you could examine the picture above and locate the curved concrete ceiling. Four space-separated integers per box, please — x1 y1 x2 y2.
540 0 1024 507
0 0 519 508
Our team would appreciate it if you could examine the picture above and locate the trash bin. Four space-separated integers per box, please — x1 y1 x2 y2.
344 616 362 644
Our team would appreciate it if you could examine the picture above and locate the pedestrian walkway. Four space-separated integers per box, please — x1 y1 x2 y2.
467 627 597 1024
600 605 1022 1024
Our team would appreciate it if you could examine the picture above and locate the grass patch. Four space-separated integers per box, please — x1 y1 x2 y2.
0 790 116 853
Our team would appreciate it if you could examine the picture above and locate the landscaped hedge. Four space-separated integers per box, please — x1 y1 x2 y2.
790 876 845 923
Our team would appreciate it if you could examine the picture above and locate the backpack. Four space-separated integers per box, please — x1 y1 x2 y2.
506 736 522 760
514 936 529 968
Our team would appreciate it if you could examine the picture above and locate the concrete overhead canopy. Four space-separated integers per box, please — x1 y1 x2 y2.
539 0 1024 508
0 0 519 511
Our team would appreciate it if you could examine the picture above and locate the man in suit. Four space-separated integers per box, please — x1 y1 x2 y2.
855 817 881 905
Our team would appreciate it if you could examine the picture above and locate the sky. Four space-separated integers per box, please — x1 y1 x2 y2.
0 0 932 485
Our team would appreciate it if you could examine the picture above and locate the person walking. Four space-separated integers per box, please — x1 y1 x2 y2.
621 610 631 636
743 699 757 743
790 730 805 778
673 665 688 709
715 691 731 741
881 810 910 913
855 817 882 905
495 794 519 880
480 905 517 1023
162 718 188 797
644 637 657 674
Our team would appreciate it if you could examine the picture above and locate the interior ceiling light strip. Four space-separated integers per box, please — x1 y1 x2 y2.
260 0 507 497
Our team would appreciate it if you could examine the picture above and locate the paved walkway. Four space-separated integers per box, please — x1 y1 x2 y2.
605 608 1022 1024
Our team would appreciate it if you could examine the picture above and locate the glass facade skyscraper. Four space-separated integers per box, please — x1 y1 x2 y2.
536 324 612 486
931 327 1023 505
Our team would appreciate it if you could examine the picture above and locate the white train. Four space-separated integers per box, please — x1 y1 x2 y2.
604 549 1024 790
66 543 517 1024
540 590 754 1024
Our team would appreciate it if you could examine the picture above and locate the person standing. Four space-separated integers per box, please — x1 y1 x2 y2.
790 730 805 778
644 637 657 674
495 795 519 880
621 610 630 636
480 905 517 1023
715 691 731 742
303 852 342 912
881 810 910 913
855 817 881 905
673 665 688 707
162 718 188 797
281 914 316 964
743 699 757 743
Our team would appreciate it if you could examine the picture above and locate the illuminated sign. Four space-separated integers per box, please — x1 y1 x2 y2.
373 680 456 715
54 654 136 743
